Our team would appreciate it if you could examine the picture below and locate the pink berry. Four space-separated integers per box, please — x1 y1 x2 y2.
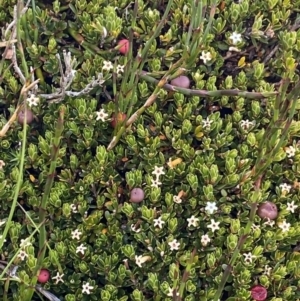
257 201 278 220
251 285 267 301
17 108 34 125
38 269 50 283
118 39 129 55
170 75 190 88
130 188 145 203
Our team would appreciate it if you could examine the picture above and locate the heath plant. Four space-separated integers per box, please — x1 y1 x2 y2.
0 0 300 301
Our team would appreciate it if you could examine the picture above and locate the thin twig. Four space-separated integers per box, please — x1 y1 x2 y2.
140 72 277 99
11 45 25 84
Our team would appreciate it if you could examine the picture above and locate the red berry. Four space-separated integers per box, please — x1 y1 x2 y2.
38 269 50 283
251 285 267 301
111 113 127 128
118 39 129 55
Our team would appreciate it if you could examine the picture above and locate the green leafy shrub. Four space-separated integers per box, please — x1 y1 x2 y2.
0 0 300 301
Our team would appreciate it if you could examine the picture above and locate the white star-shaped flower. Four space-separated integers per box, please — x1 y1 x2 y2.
285 146 296 158
201 234 211 246
240 119 254 130
202 117 213 129
263 265 272 276
205 202 218 214
26 94 39 107
20 238 32 248
52 272 64 284
153 216 165 229
150 178 162 188
76 244 87 255
168 239 180 251
207 219 220 233
251 224 260 231
102 60 113 71
278 220 291 232
152 166 165 178
279 183 292 194
229 32 242 45
264 218 275 227
200 51 212 64
82 282 94 294
17 250 28 261
71 229 82 240
96 109 109 122
116 64 124 74
243 252 255 264
187 215 199 227
286 201 298 213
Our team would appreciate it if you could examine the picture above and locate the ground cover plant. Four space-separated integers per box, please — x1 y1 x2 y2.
0 0 300 300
